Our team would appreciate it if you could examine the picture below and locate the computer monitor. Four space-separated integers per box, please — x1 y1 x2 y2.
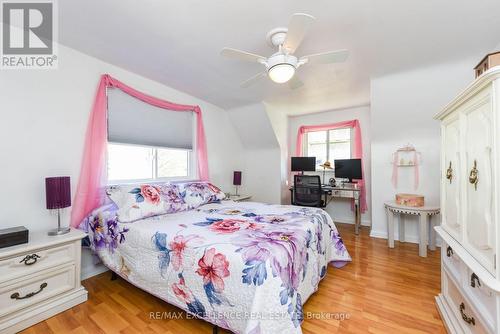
334 159 362 183
291 157 316 173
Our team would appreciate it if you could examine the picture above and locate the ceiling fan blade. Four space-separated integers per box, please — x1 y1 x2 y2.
283 13 316 54
301 49 349 65
221 47 266 63
288 75 304 90
240 72 266 88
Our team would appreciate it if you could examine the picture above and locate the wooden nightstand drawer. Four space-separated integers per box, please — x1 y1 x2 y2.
0 242 76 283
0 265 75 318
0 229 87 333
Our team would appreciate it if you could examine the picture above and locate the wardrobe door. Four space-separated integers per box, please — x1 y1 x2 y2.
441 114 461 241
463 89 496 276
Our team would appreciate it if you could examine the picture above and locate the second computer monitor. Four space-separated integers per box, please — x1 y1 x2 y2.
334 159 362 183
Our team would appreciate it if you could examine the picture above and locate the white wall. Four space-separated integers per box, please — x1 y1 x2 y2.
264 103 290 204
0 44 244 279
227 103 282 204
370 57 475 242
288 105 372 226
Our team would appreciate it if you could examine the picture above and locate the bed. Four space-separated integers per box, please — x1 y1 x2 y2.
80 182 351 334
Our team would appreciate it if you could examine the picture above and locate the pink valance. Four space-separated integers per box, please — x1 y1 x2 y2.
70 74 209 228
295 119 368 213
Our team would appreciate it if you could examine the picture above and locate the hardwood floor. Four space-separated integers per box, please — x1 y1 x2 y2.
21 223 445 334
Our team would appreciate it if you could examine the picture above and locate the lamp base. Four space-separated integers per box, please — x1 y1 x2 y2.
47 227 71 236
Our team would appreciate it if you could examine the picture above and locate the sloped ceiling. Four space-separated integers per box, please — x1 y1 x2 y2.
59 0 500 113
227 103 280 150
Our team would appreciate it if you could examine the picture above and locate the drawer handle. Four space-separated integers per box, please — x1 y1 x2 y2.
459 303 475 326
446 161 453 184
10 282 47 300
471 273 481 288
446 246 453 257
19 253 40 266
469 160 478 190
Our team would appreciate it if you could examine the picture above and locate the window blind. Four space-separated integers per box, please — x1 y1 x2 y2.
107 88 194 149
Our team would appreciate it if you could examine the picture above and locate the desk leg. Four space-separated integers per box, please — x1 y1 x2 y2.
387 208 394 248
398 213 405 243
354 199 361 235
429 215 436 251
419 214 428 257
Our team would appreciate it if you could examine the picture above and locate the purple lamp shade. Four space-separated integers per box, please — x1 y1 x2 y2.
233 171 242 186
45 176 71 210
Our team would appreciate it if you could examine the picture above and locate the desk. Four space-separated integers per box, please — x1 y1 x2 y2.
290 184 362 235
384 201 440 257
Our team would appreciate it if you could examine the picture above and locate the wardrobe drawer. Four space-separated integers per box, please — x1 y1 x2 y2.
442 242 463 283
464 267 497 327
443 268 491 334
0 265 75 318
0 243 75 283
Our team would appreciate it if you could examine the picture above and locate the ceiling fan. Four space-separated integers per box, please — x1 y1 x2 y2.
220 13 349 89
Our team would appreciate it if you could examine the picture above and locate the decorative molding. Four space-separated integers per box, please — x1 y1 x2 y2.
434 66 500 120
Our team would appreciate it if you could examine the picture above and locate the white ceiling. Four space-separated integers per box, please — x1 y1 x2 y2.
59 0 500 113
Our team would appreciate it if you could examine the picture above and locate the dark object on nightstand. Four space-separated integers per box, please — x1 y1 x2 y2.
0 226 29 248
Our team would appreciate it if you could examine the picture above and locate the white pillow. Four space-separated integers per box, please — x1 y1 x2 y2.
178 182 226 209
107 183 186 223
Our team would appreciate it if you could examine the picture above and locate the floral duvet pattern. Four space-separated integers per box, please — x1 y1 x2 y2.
81 201 351 334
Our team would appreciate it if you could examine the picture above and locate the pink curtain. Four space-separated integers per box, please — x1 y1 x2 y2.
295 119 368 213
70 74 209 228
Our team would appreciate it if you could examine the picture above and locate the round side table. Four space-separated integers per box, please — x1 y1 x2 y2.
384 201 440 257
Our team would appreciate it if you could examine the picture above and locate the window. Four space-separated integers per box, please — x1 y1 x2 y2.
304 128 351 169
107 143 192 183
106 88 196 184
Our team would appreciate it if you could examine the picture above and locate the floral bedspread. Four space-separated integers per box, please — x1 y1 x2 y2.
81 201 351 334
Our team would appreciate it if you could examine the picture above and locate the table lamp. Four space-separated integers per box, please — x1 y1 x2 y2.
233 171 242 196
45 176 71 236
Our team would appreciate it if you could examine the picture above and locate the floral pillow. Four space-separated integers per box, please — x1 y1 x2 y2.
107 183 186 223
178 182 226 209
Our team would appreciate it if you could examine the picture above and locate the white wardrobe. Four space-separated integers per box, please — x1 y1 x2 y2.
435 66 500 334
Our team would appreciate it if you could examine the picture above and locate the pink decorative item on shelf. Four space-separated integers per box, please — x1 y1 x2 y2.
391 143 421 190
395 193 424 207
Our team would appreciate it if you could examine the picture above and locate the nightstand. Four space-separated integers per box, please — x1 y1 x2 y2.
0 229 88 334
227 194 252 202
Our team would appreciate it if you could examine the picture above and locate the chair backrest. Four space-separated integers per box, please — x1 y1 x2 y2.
293 175 322 207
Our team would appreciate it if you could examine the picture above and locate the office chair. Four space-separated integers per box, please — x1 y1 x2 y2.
293 175 325 208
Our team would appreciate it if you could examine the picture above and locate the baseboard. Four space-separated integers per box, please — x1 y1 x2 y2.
435 294 458 334
333 217 371 226
370 229 442 247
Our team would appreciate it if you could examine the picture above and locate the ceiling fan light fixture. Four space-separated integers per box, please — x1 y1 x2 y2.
268 63 295 83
